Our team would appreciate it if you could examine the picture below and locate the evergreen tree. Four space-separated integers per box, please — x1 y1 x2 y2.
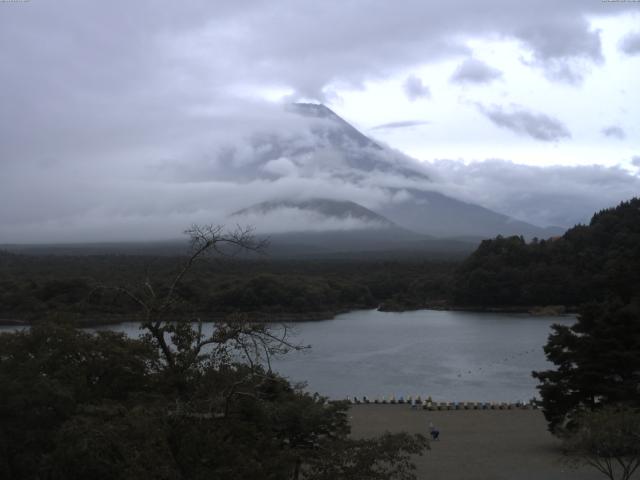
533 299 640 432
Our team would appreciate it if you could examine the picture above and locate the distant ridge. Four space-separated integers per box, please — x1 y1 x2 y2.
232 198 397 229
230 197 478 257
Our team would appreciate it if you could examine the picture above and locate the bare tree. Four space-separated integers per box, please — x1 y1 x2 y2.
96 224 304 375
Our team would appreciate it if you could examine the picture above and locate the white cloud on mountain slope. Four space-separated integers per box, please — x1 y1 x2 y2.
2 107 638 243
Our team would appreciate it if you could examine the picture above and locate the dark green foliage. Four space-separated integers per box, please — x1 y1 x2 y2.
532 300 640 433
453 198 640 307
0 324 158 479
209 273 375 312
0 226 430 479
0 322 428 480
0 256 455 321
482 199 640 435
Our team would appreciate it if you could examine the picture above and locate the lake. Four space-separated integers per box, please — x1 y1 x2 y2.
1 309 574 402
274 309 572 402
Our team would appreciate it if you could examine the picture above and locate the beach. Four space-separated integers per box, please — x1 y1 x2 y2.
349 405 602 480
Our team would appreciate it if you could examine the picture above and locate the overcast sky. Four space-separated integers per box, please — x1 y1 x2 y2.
1 1 639 242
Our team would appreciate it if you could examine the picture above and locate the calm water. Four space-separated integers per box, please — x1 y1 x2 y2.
1 309 575 402
270 309 573 402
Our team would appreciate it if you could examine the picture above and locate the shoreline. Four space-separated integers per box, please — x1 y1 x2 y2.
0 304 576 328
0 309 350 327
380 303 577 317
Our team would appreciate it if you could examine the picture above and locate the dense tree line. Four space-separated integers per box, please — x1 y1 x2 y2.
0 226 428 479
453 198 640 308
0 253 454 322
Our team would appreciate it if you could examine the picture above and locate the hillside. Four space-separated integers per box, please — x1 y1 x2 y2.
452 198 640 307
232 198 397 228
231 198 478 257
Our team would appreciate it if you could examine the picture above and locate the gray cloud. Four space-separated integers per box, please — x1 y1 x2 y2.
231 207 388 234
403 75 431 101
370 120 430 131
517 17 603 84
602 125 626 140
632 156 640 168
0 102 434 242
0 103 636 241
619 31 640 55
426 159 640 227
450 58 502 84
477 104 571 142
0 1 636 241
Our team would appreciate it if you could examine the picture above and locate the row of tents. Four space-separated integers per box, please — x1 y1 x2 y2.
346 395 538 410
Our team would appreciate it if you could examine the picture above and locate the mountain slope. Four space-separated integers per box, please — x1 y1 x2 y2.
258 104 564 239
230 198 478 256
377 189 563 239
233 198 396 228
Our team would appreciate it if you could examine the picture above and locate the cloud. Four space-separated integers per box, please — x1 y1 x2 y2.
477 104 571 142
426 159 640 227
0 1 636 241
0 102 433 242
1 102 637 242
516 17 604 84
370 120 430 131
619 31 640 55
601 125 626 140
231 207 388 234
632 156 640 168
403 75 431 101
450 58 503 84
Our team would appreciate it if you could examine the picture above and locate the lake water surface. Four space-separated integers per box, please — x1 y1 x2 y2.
272 309 573 402
2 309 575 402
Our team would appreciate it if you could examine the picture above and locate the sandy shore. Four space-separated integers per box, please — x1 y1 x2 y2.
349 405 601 480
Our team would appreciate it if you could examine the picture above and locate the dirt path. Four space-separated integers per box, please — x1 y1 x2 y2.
349 405 603 480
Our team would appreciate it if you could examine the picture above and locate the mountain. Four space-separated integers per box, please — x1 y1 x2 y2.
231 198 477 257
287 103 432 180
233 198 396 228
256 103 563 240
377 188 563 239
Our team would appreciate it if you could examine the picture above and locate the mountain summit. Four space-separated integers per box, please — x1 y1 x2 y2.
228 104 563 240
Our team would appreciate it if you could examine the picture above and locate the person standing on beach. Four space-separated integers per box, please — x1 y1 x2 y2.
429 422 440 441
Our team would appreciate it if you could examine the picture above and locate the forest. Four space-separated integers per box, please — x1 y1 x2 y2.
0 226 430 480
2 198 639 324
453 198 640 309
0 253 454 324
